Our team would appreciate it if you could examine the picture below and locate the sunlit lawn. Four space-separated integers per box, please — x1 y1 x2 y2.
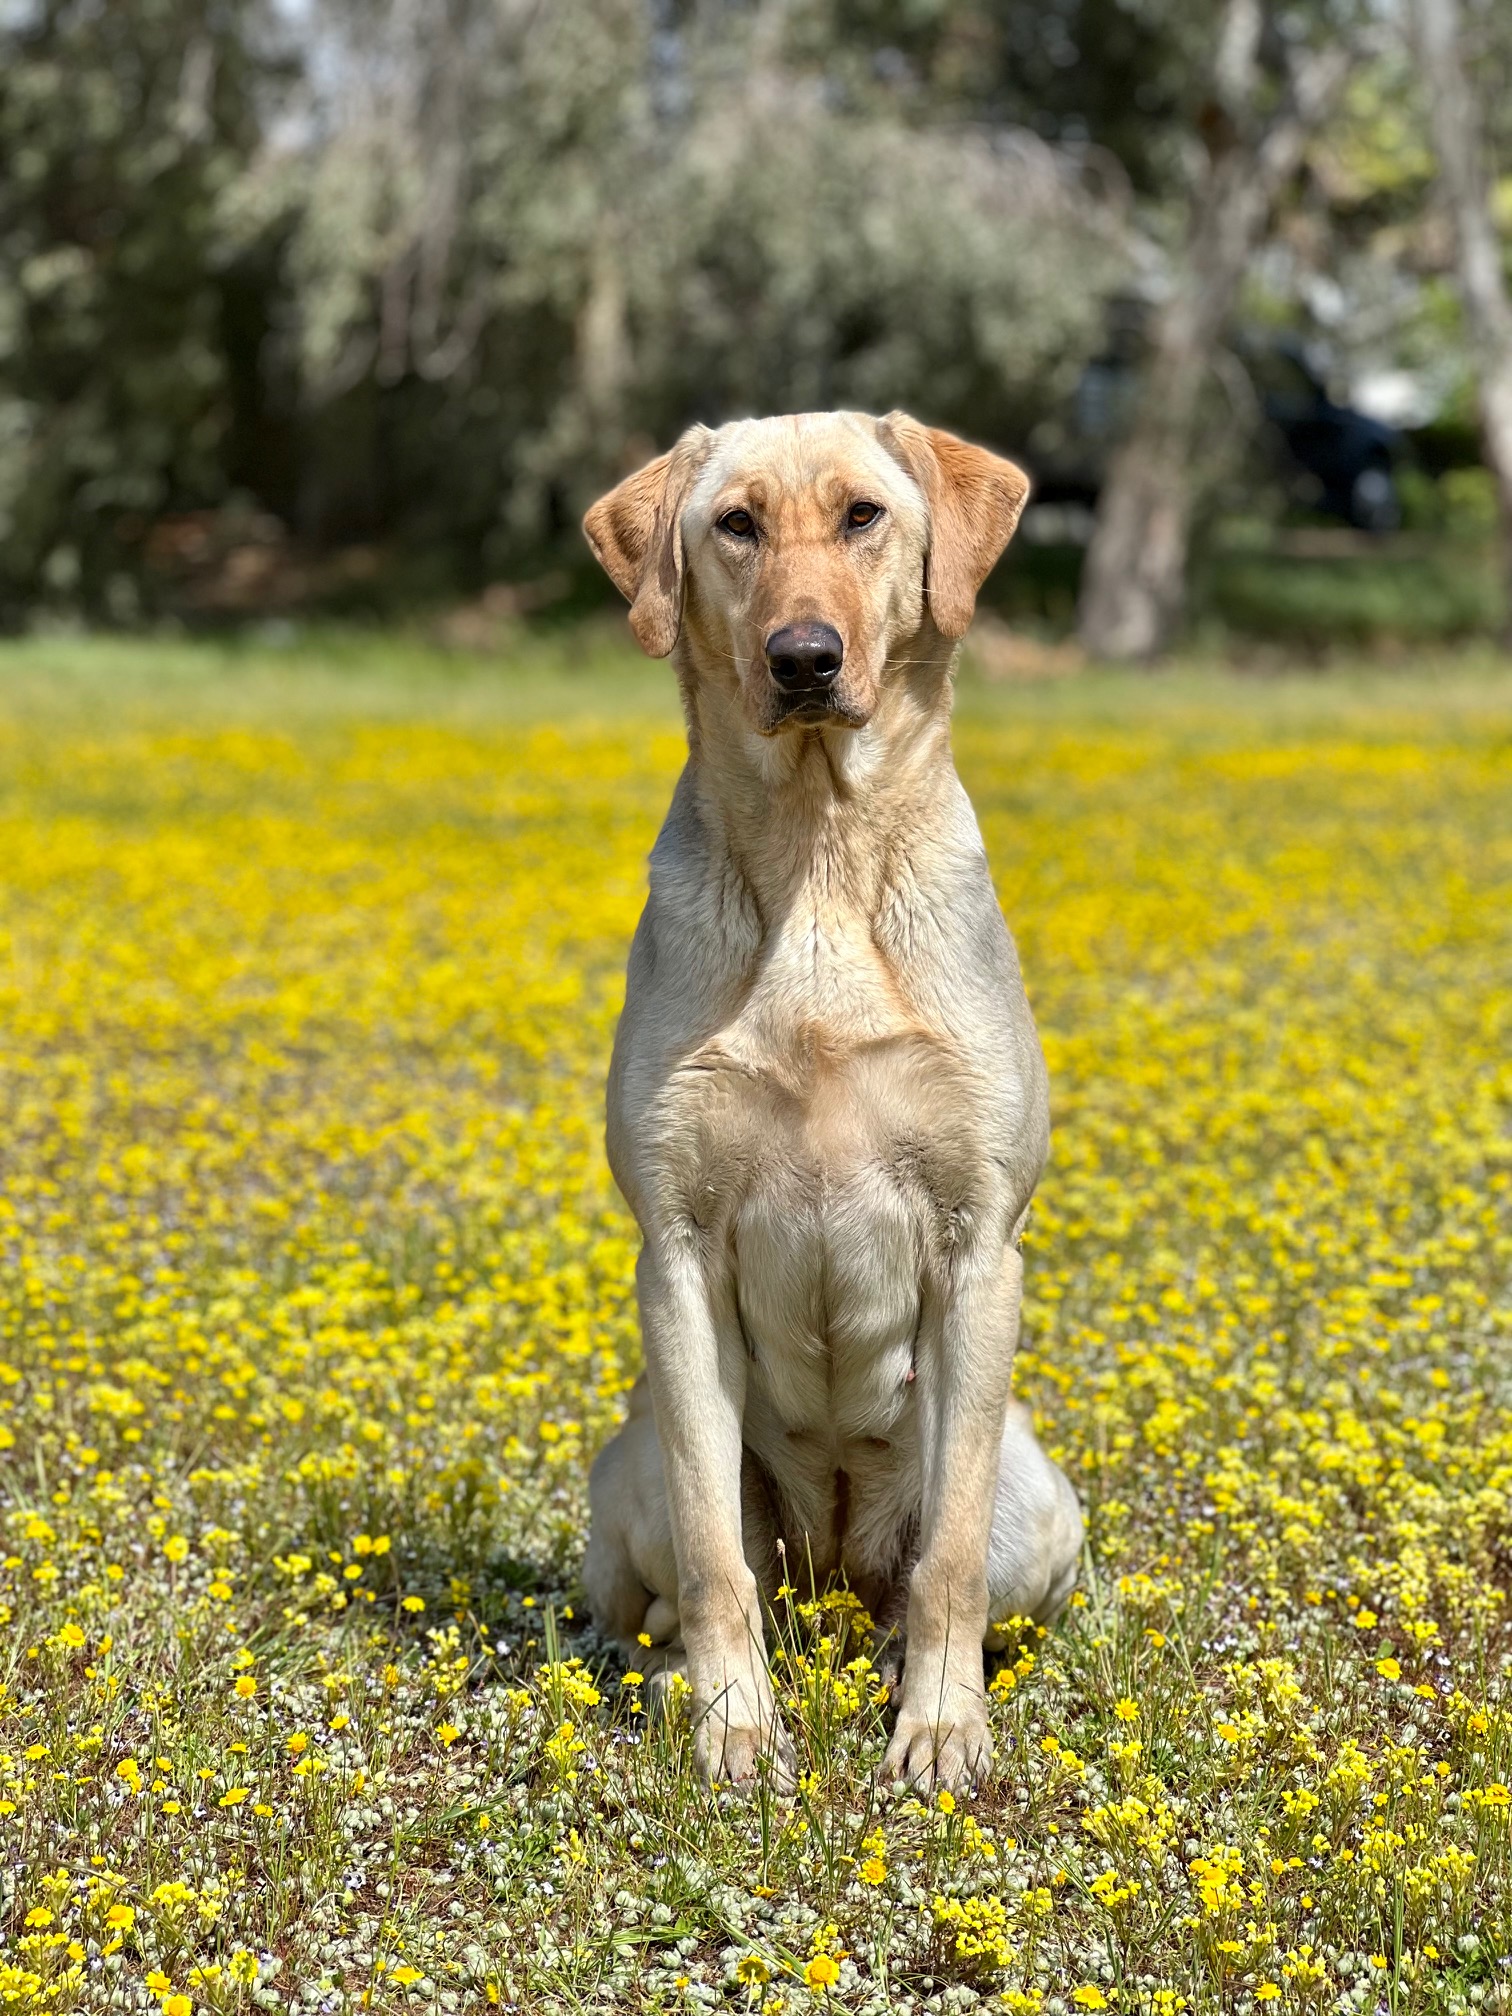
2 632 1511 2016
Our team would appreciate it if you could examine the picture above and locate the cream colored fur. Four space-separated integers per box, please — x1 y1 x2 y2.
580 411 1083 1791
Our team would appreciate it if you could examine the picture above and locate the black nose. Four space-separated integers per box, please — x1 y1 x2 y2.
765 621 844 689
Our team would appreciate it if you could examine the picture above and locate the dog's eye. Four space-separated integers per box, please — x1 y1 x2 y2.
718 509 756 539
847 501 883 530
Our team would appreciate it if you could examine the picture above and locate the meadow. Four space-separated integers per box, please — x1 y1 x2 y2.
2 634 1511 2016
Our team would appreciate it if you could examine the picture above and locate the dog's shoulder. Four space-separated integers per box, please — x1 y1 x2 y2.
876 777 1028 1007
639 764 762 993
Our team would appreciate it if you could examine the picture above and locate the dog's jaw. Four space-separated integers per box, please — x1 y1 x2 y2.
764 688 871 735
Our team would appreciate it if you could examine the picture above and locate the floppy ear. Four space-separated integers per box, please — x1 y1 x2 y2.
879 413 1030 640
582 426 712 657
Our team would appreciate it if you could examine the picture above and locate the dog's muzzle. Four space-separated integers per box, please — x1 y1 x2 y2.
765 621 846 722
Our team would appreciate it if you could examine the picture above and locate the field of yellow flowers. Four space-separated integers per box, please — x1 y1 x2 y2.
2 638 1511 2016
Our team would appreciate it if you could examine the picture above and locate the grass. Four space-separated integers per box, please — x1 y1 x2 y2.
2 629 1511 2016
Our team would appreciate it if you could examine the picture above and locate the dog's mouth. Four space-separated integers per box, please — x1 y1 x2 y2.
768 686 867 732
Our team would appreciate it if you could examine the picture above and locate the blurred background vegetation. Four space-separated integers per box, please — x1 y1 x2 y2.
2 0 1511 659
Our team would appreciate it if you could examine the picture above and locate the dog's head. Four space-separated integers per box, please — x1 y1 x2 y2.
583 412 1028 735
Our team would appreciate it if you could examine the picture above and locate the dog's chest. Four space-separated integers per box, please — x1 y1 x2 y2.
671 910 983 1446
739 886 906 1045
733 1138 923 1450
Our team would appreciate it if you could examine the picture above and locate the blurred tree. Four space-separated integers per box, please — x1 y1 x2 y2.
0 0 290 621
5 0 1486 637
639 45 1127 457
1413 0 1512 642
1073 0 1350 660
794 2 1414 654
280 0 1128 574
278 0 639 554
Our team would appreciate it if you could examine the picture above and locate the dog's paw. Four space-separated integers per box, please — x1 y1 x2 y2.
883 1698 992 1792
692 1692 796 1795
639 1647 689 1719
870 1634 905 1698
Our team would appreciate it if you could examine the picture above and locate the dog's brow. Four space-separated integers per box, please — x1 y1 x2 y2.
713 474 771 511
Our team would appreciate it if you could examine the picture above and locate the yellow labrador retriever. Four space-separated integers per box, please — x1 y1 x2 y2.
580 411 1082 1791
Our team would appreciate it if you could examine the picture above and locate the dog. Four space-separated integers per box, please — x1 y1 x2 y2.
580 411 1082 1791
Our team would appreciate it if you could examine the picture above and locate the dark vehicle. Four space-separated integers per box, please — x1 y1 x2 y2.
1026 336 1405 535
1248 341 1403 532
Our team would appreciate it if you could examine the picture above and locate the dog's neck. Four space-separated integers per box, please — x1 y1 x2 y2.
677 642 960 927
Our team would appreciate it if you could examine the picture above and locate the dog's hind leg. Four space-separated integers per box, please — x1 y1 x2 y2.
583 1376 682 1655
583 1377 785 1661
984 1397 1084 1642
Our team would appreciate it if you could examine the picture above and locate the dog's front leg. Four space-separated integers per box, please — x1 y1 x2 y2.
885 1243 1021 1791
638 1238 793 1789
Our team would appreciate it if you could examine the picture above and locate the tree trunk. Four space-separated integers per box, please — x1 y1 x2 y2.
1074 194 1257 663
577 230 632 477
1414 0 1512 645
1077 2 1345 661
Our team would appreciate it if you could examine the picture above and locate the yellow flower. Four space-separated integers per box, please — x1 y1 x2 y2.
401 1596 426 1613
1071 1991 1108 2010
436 1723 460 1745
1375 1657 1401 1681
234 1676 257 1698
936 1789 956 1814
218 1787 250 1806
1113 1696 1139 1722
162 1997 192 2016
145 1973 171 1993
804 1954 840 1990
391 1965 423 1986
858 1856 887 1885
105 1904 135 1931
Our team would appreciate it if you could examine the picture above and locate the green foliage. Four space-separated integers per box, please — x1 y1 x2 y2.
0 0 1133 606
280 0 1125 568
0 0 287 620
1210 537 1505 641
1399 464 1501 535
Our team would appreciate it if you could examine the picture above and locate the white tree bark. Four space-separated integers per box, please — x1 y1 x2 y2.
1414 0 1512 643
1076 2 1347 662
